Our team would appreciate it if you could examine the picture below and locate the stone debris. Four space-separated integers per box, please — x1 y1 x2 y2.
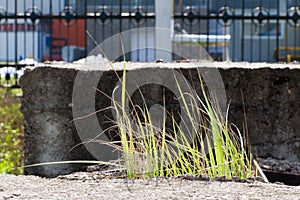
257 157 300 174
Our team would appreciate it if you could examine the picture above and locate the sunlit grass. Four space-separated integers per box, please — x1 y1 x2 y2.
111 66 254 179
0 88 23 174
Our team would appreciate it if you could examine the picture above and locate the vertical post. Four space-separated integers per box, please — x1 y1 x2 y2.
155 0 173 62
49 0 52 61
14 0 17 64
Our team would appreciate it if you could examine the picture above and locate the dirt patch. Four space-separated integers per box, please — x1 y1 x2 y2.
1 172 300 200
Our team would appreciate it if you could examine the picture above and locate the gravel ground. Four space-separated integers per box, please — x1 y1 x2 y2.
1 172 300 200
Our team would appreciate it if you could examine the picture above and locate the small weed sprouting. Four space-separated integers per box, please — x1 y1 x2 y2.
111 63 254 179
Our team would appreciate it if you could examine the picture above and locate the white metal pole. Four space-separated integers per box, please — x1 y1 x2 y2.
155 0 173 62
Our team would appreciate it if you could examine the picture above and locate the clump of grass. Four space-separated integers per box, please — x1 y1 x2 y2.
111 67 254 179
0 88 24 174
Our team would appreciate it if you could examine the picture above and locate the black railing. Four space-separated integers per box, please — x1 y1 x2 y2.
0 0 299 87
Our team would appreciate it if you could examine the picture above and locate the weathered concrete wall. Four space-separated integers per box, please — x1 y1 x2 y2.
20 66 95 177
221 64 300 161
20 62 300 177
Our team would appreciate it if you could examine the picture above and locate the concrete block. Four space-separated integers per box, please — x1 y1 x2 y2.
20 62 300 177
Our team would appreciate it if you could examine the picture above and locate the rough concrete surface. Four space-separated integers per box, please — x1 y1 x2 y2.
1 173 300 200
20 61 300 177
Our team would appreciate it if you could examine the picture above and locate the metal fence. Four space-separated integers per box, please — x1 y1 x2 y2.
0 0 300 87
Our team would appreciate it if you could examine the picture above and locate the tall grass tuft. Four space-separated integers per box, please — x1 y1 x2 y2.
112 68 254 179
